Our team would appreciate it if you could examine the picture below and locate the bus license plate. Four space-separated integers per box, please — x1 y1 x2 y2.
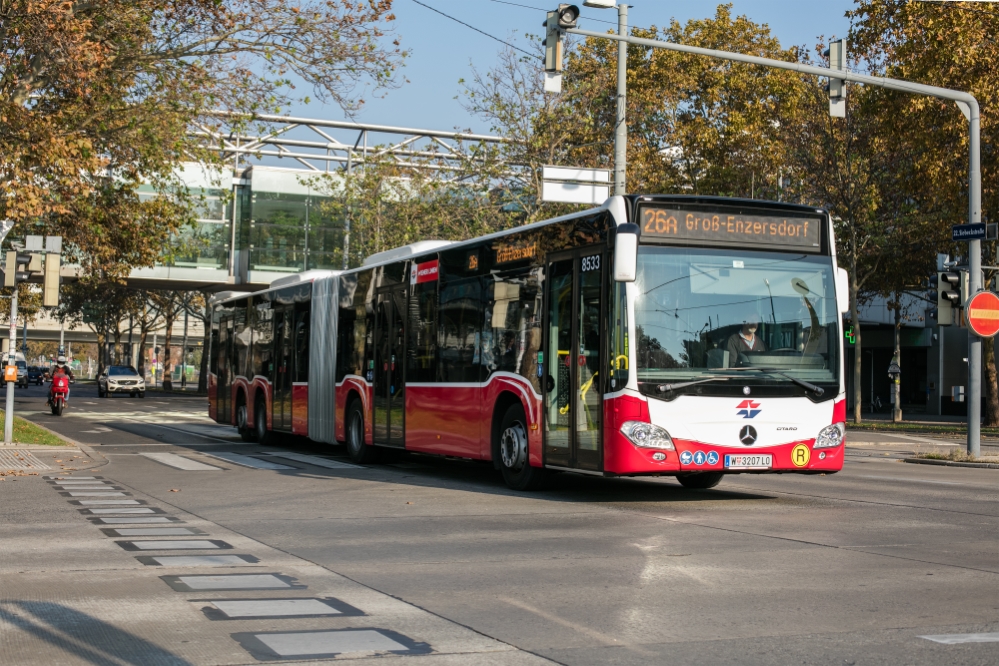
725 454 772 469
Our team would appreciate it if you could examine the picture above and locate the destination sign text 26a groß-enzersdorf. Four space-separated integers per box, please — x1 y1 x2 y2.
639 206 822 252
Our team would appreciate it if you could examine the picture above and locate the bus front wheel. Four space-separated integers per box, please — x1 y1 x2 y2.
676 472 723 489
498 403 546 491
346 400 378 464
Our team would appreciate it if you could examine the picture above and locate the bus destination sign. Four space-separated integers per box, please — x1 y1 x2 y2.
639 205 822 253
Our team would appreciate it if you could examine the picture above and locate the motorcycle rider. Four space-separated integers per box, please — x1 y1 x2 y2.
47 356 74 406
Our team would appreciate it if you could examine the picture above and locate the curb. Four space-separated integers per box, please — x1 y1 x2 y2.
903 457 999 469
11 419 109 471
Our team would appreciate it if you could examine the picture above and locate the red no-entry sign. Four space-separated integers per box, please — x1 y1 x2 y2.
967 291 999 338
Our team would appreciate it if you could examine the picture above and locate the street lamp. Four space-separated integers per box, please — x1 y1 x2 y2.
576 2 628 196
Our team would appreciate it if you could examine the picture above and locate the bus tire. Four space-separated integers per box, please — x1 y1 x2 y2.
346 399 378 464
498 403 546 491
236 396 255 442
254 396 274 445
676 472 723 489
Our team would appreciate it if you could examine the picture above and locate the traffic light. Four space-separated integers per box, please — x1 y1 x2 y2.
542 5 579 73
930 271 961 326
825 38 847 118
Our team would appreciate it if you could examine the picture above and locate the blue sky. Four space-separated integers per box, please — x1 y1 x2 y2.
294 1 857 134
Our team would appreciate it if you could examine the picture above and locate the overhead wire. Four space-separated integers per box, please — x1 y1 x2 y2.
410 0 540 60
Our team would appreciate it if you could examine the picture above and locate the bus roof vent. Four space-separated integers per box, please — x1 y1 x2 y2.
362 240 453 267
267 269 339 289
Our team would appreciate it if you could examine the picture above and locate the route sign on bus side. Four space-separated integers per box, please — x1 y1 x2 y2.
967 291 999 338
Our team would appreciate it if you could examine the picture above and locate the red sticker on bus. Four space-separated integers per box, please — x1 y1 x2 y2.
411 260 439 284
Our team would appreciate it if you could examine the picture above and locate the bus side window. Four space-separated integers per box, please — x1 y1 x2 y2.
408 281 438 382
439 277 483 383
486 268 543 393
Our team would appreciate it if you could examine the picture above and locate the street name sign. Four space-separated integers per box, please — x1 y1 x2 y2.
966 291 999 338
952 223 986 242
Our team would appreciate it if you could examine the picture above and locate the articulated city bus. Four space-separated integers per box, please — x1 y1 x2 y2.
209 195 849 489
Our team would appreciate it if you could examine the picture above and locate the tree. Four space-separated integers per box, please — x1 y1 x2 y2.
56 279 143 375
148 290 184 390
1 1 405 277
848 0 999 423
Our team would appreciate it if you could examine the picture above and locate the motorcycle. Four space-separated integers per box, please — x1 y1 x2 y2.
50 375 71 416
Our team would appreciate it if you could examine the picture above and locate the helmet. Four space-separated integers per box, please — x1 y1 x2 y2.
57 355 67 365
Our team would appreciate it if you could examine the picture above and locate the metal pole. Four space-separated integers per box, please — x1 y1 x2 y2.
59 320 64 356
181 307 189 390
565 25 983 454
5 289 17 445
613 3 628 196
128 314 134 367
967 106 982 457
22 317 26 355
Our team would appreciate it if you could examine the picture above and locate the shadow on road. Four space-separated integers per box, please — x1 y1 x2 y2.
0 601 192 666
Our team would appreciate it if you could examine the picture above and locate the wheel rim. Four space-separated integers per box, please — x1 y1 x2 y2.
500 421 527 471
348 409 363 454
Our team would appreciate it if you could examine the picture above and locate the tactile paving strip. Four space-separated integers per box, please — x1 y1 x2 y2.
0 450 49 470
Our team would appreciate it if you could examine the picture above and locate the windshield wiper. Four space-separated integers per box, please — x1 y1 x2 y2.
654 376 736 394
723 367 825 396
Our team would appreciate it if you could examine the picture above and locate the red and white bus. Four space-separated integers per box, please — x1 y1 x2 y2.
209 195 849 489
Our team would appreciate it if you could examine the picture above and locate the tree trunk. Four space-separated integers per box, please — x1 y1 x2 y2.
162 309 175 391
849 230 862 423
984 336 999 426
137 328 149 378
113 329 122 365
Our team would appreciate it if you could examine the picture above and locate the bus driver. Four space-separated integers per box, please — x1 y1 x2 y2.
727 313 766 367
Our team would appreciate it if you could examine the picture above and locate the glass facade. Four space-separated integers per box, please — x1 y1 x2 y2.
248 168 345 273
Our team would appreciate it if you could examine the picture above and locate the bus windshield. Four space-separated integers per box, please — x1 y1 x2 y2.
633 245 839 387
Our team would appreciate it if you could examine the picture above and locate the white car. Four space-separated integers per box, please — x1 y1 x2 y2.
98 365 146 398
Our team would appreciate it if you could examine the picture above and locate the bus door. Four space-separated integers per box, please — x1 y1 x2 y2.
217 318 233 424
373 285 406 447
543 249 605 471
272 305 293 431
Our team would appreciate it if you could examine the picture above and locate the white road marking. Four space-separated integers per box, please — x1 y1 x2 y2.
111 528 198 536
86 508 155 515
213 599 342 618
46 476 97 480
78 500 140 505
176 574 292 590
919 632 999 644
68 492 126 497
263 452 363 470
858 475 962 486
201 452 296 470
140 452 222 471
147 555 254 567
96 517 176 524
57 486 115 490
256 630 408 657
127 540 222 550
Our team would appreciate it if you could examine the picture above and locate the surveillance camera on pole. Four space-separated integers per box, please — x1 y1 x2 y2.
824 39 847 118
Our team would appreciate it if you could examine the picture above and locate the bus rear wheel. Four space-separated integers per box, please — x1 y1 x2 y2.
236 399 255 442
498 403 546 491
255 397 275 445
346 399 378 464
676 472 723 489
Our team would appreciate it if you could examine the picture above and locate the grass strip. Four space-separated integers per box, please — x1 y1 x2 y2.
847 421 999 437
0 414 69 446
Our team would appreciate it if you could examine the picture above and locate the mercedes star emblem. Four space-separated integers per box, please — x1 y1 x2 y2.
739 425 758 445
743 386 751 395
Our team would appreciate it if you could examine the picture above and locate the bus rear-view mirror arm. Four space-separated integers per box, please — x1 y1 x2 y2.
614 223 640 282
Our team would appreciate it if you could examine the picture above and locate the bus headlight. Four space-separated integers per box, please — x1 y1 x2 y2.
814 422 845 448
620 421 674 450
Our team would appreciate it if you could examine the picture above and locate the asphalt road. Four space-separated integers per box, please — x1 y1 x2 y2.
2 384 997 665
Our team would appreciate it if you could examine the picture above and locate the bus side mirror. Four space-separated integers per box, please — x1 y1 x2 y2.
836 267 850 313
614 223 639 282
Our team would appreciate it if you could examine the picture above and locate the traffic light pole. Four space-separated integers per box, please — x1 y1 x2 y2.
4 289 17 445
564 25 983 455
